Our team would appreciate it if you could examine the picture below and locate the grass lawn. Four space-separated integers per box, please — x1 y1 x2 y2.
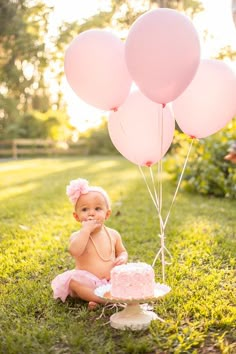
0 156 235 354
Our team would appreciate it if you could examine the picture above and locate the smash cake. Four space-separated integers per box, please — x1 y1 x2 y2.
110 262 155 300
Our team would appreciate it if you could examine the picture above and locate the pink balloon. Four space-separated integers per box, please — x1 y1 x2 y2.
108 90 175 166
172 59 236 138
64 29 132 111
125 9 200 104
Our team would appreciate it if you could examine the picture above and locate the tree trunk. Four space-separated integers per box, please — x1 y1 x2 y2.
232 0 236 27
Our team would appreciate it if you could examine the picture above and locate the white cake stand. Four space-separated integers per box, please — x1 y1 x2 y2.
94 283 171 330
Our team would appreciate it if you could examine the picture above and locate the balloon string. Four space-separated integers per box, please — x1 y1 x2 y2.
157 159 163 216
117 107 193 283
149 166 164 230
152 137 194 278
139 165 168 282
152 233 173 268
157 106 164 216
138 165 159 213
163 137 194 230
157 106 166 281
144 106 168 282
149 166 166 283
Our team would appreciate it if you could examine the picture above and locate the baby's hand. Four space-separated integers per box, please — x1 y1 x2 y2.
114 254 127 266
81 220 101 233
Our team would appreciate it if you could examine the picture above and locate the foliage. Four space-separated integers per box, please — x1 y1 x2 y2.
169 118 236 198
0 156 235 353
0 0 51 138
2 110 75 141
80 118 120 155
215 46 236 61
79 0 203 36
151 0 204 16
0 0 76 139
0 1 52 105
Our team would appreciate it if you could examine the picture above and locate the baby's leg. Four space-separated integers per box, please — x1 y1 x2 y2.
69 279 106 306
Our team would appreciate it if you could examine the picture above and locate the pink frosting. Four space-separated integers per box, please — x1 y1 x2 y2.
110 262 155 300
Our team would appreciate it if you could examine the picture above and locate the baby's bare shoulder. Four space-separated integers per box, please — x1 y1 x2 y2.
106 227 121 238
69 230 80 241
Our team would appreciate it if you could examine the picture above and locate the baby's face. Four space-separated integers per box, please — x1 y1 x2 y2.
75 191 111 223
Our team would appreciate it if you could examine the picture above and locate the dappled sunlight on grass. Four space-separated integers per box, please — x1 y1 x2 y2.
0 182 40 202
0 158 89 177
90 159 122 169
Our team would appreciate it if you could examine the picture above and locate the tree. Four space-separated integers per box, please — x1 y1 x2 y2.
215 1 236 61
0 0 54 138
77 0 203 35
232 0 236 27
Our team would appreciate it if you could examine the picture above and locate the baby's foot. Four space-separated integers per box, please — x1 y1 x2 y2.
88 301 98 310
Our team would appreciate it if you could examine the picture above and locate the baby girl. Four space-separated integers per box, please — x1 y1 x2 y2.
51 178 128 309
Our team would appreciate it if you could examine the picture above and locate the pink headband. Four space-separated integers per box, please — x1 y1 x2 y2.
66 178 111 208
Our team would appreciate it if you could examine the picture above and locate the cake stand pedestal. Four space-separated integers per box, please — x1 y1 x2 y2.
94 283 171 331
110 302 158 330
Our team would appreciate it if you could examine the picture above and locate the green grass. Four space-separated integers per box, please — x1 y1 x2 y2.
0 156 235 354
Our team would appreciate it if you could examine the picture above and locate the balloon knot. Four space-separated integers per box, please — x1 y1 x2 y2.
145 161 153 167
111 107 118 112
189 135 196 139
162 103 166 108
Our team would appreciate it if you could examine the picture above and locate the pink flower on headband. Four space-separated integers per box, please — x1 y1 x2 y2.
66 178 111 208
66 178 89 205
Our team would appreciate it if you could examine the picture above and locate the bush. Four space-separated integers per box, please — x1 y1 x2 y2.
169 118 236 198
80 118 120 155
4 110 75 141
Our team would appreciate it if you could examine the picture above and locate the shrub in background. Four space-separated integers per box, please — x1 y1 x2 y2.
80 118 119 156
3 110 75 141
168 118 236 198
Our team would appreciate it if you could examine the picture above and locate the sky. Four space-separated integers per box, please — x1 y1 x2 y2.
47 0 236 132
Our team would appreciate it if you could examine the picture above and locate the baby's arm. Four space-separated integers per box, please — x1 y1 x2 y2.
69 220 100 257
113 231 128 266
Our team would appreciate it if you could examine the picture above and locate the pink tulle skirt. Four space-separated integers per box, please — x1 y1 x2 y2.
51 269 110 302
